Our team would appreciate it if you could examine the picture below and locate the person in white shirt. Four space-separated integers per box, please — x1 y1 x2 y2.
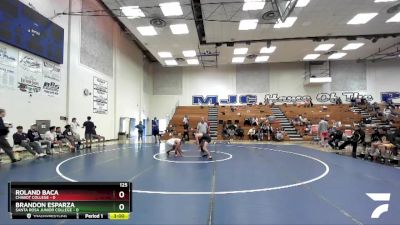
195 117 209 145
166 137 183 157
183 115 189 125
248 127 257 140
70 118 80 140
44 126 61 148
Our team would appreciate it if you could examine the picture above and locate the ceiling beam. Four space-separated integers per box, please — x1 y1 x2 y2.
191 0 206 45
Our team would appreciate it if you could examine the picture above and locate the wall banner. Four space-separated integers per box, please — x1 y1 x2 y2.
0 44 18 90
93 76 108 114
42 60 61 97
17 52 43 94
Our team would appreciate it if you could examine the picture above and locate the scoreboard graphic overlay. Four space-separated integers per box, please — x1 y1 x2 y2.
9 182 132 220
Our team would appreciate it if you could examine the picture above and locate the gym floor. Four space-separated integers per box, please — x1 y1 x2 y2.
0 141 399 225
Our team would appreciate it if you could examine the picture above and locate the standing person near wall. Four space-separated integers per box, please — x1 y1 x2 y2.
82 116 95 149
135 121 145 143
0 109 20 163
70 118 80 140
318 118 329 146
152 117 160 144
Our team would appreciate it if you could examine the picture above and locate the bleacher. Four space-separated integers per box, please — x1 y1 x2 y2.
163 103 400 143
216 105 285 140
280 104 362 140
163 105 287 141
162 106 209 140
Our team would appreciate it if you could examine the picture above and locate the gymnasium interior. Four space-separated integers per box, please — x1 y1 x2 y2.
1 0 400 224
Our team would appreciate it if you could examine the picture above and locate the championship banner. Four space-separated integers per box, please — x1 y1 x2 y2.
42 60 61 97
93 77 108 114
17 52 43 94
0 43 18 90
0 43 18 67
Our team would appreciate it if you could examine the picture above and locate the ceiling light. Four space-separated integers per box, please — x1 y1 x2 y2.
260 46 276 54
159 2 183 17
232 57 245 63
187 58 199 65
274 17 297 28
183 50 196 57
170 24 189 35
374 0 397 2
239 19 258 30
136 26 157 36
243 0 266 11
296 0 310 7
347 13 378 25
314 44 335 51
165 59 178 66
158 52 173 58
234 48 248 55
328 52 347 59
303 54 320 60
255 56 269 62
342 43 365 50
120 6 145 19
386 12 400 23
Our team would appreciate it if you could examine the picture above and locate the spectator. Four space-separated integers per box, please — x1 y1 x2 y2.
70 118 80 140
275 128 285 141
28 124 52 155
292 115 301 126
152 117 160 144
44 126 62 151
92 126 105 146
183 114 189 125
328 128 343 150
222 124 229 140
335 97 342 105
383 107 392 121
257 126 264 141
318 118 329 146
0 109 20 163
235 126 244 140
63 125 81 150
82 116 95 148
55 127 74 152
13 126 45 158
267 115 276 123
248 126 257 141
135 121 145 143
183 122 189 141
339 126 365 158
350 97 356 107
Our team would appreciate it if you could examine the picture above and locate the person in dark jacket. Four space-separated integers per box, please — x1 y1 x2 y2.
63 125 81 150
328 128 343 150
0 109 20 163
13 126 45 158
152 117 160 144
28 124 52 154
135 121 145 142
339 126 365 158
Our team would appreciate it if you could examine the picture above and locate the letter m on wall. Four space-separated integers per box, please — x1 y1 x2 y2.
192 95 218 105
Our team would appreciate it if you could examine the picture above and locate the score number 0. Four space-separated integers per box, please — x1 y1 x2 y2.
118 183 128 211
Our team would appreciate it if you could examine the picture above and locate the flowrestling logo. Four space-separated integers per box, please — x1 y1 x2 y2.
366 193 391 219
